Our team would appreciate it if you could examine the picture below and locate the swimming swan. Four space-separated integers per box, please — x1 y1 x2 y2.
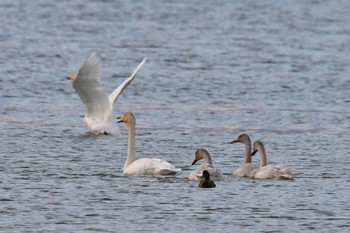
251 141 293 180
117 112 181 176
230 134 259 178
189 148 223 181
67 52 147 135
198 170 216 188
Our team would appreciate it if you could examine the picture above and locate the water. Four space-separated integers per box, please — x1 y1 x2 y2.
1 0 350 232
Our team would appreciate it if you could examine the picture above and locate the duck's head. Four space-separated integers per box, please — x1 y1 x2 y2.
201 170 210 181
66 73 76 81
117 112 135 125
230 133 250 144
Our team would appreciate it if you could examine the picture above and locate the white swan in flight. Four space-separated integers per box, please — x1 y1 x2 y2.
251 141 293 180
67 52 147 135
188 148 223 181
230 134 259 178
117 112 181 176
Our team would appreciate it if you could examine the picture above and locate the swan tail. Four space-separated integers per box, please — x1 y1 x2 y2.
159 168 181 175
276 174 294 180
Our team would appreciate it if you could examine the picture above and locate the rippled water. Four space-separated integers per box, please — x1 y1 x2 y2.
1 0 350 232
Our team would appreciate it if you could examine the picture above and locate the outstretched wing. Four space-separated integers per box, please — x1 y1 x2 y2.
108 57 147 107
73 52 110 119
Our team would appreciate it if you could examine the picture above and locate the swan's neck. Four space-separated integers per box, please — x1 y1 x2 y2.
259 147 267 167
203 153 213 165
125 122 136 171
244 139 252 163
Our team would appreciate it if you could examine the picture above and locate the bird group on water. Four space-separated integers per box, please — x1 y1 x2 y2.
66 52 294 188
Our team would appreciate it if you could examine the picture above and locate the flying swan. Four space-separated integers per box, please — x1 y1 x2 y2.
250 141 293 180
230 133 259 178
67 52 147 135
189 148 223 181
117 112 181 176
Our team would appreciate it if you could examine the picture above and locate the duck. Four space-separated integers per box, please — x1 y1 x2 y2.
198 170 216 188
117 112 181 176
189 148 223 181
66 52 147 135
230 133 259 178
251 141 293 180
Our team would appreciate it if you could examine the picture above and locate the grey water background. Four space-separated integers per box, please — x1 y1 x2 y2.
1 0 350 232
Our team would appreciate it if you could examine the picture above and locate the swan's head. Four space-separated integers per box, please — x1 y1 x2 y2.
192 148 210 165
251 141 265 156
200 170 210 181
66 73 76 81
117 112 135 125
230 133 250 144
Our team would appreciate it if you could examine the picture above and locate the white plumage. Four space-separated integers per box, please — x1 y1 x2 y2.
118 112 181 176
67 52 146 135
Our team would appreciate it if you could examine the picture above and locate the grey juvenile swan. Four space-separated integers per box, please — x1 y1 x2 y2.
189 148 223 181
230 134 259 178
251 141 293 180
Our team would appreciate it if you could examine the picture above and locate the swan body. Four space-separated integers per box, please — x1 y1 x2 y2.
67 52 147 135
123 158 180 176
198 170 216 188
233 163 258 178
251 141 293 180
118 112 181 176
189 148 223 181
231 134 259 178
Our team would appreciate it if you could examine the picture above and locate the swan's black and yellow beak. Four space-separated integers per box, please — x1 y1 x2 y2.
66 73 76 80
117 114 125 123
251 149 258 157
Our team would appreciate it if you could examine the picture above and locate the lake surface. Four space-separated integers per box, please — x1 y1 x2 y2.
1 0 350 232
